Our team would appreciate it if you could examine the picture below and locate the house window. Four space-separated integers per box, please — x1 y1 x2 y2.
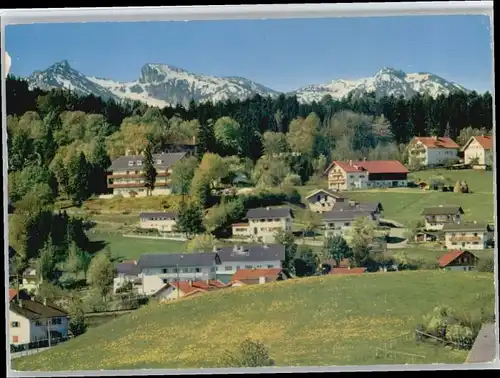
11 321 20 328
136 160 143 166
12 336 19 343
245 265 252 269
473 233 478 237
162 268 168 274
51 318 62 325
267 265 274 268
128 161 134 166
344 223 350 226
225 266 233 271
162 278 169 284
195 268 201 273
156 159 162 164
35 321 42 327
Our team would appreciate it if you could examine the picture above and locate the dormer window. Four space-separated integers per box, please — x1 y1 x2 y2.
136 160 143 166
128 161 134 167
156 159 162 164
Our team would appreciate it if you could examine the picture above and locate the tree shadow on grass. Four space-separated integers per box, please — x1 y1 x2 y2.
86 240 108 255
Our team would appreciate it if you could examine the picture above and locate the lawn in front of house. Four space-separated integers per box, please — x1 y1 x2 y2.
13 271 495 371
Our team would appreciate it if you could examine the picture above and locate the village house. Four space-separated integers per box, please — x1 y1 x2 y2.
322 202 382 238
139 211 178 232
304 188 347 213
213 244 285 282
438 250 479 271
9 297 69 346
113 260 142 293
461 135 494 168
421 205 464 231
442 222 495 250
231 207 293 243
121 252 221 296
228 268 291 286
152 279 227 302
107 152 187 197
408 136 460 167
324 160 408 191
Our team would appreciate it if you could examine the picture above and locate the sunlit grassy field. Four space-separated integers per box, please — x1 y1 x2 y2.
12 271 495 371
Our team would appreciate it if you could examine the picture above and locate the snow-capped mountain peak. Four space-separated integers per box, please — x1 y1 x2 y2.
22 61 470 108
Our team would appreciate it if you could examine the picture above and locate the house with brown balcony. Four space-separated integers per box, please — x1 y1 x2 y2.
324 160 408 191
442 222 494 250
408 136 460 167
107 152 187 197
231 207 294 243
421 205 464 231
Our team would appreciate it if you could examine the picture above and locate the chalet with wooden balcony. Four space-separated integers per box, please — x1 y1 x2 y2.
107 152 187 197
324 160 408 191
438 250 479 271
461 135 494 168
408 136 459 167
232 207 294 243
421 205 464 231
442 222 494 250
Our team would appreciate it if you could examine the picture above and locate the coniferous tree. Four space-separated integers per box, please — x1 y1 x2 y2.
143 143 157 196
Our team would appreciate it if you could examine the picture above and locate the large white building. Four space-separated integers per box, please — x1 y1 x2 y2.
107 152 187 197
138 212 178 232
408 136 460 167
442 222 495 250
461 135 494 168
324 160 408 191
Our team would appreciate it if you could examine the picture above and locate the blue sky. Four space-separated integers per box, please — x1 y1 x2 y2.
6 15 493 93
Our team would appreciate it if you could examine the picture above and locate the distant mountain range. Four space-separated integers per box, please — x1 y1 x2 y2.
22 60 471 108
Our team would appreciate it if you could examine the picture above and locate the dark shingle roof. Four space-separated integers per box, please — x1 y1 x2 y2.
442 223 492 232
109 152 186 171
137 252 218 269
139 211 177 219
421 206 464 216
466 323 497 363
216 244 285 262
115 262 141 275
335 201 382 213
10 300 68 320
246 207 293 219
323 210 374 222
304 189 345 201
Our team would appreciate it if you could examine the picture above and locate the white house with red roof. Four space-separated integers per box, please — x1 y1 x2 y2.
324 160 409 191
438 250 479 271
408 136 460 167
461 135 494 168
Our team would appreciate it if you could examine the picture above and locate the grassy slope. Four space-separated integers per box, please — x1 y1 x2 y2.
299 169 494 226
13 271 495 371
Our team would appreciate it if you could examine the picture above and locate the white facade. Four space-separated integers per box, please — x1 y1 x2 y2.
323 215 377 238
306 190 345 213
463 138 493 166
444 230 493 250
108 167 173 197
113 272 141 293
139 216 177 232
424 213 462 231
9 310 69 345
327 164 407 192
140 266 216 295
409 140 458 167
234 216 292 243
216 260 282 276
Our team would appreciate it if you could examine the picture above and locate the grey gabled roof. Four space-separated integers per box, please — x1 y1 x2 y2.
216 244 285 262
115 262 141 275
137 252 218 269
421 206 464 216
108 152 187 171
246 207 293 219
335 201 382 213
304 189 345 201
139 211 177 219
10 300 68 320
442 222 492 233
323 210 374 222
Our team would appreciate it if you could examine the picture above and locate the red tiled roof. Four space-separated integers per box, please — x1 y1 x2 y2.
171 281 208 295
9 289 18 301
232 268 282 281
438 250 467 267
415 137 460 149
326 160 409 175
474 135 493 150
232 223 249 227
170 280 226 294
329 267 367 275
